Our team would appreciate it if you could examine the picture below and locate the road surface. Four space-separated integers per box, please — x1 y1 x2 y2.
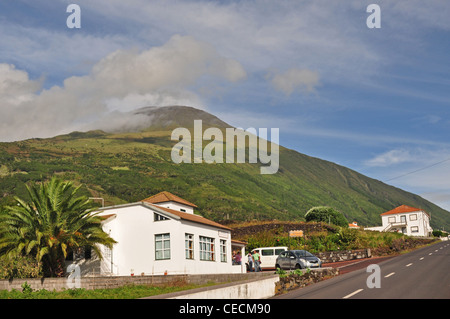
272 241 450 299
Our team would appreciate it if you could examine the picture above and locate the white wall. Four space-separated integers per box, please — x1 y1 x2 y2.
380 210 432 236
154 201 194 214
167 275 280 299
94 204 242 276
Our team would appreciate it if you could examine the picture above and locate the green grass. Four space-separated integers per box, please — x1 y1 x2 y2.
0 282 217 299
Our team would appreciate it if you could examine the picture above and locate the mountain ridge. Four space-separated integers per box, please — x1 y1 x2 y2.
0 105 449 230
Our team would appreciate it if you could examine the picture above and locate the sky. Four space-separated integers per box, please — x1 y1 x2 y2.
1 0 450 216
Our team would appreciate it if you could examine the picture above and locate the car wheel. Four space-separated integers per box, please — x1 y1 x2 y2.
295 263 302 270
275 264 281 270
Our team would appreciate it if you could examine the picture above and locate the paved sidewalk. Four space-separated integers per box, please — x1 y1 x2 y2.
323 256 395 274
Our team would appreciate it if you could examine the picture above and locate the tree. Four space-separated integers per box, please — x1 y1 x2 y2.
0 177 116 277
305 206 348 227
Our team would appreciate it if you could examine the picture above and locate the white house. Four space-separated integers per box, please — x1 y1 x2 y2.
68 191 246 276
365 205 433 237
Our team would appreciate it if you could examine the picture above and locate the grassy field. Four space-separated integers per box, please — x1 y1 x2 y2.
0 281 218 299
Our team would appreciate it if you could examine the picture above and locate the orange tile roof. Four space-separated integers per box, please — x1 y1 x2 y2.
380 205 424 216
99 214 116 220
146 203 230 231
142 191 198 208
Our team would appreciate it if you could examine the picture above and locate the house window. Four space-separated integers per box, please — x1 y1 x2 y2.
154 213 169 221
199 236 215 261
84 246 92 259
180 208 186 212
411 226 419 233
220 239 227 262
388 216 396 223
185 233 194 259
409 214 417 221
155 233 170 260
65 246 92 260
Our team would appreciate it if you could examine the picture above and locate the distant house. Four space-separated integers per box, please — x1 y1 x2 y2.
365 205 433 237
67 191 246 276
348 221 359 229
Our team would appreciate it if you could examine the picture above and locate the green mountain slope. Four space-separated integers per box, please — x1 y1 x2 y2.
0 106 449 230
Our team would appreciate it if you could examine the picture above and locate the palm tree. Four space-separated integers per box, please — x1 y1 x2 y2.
0 177 116 277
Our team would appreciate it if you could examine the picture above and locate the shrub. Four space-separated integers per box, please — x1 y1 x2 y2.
21 282 33 294
305 206 348 227
334 228 360 249
0 255 43 279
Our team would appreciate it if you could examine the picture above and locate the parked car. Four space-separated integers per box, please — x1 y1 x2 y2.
246 246 288 271
275 250 322 270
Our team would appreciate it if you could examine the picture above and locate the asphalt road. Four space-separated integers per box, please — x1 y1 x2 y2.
272 241 450 299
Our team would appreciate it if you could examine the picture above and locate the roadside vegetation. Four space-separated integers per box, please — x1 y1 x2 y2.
0 281 218 299
229 220 439 256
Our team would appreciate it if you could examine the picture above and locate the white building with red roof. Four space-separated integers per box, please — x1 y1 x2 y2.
67 191 246 276
365 205 433 237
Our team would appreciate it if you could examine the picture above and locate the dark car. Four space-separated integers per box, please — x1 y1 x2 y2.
275 250 322 270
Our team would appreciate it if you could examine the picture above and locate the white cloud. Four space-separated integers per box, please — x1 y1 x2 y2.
269 68 320 96
79 0 382 83
365 148 450 169
0 64 42 106
365 149 413 167
0 23 135 82
361 147 450 210
0 35 246 141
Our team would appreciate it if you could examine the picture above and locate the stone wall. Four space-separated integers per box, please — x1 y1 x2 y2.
316 248 371 263
0 272 274 292
274 268 339 295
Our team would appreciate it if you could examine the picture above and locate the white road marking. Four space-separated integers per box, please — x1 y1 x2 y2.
406 263 413 267
420 257 424 260
384 272 395 278
343 288 364 299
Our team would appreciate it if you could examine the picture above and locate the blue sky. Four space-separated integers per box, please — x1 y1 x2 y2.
1 1 450 215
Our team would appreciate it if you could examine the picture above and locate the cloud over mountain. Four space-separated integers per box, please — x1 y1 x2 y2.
0 35 246 141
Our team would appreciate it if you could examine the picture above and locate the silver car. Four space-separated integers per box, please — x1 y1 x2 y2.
275 250 322 270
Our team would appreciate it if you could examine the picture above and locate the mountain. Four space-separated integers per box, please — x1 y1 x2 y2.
0 105 449 230
134 105 230 129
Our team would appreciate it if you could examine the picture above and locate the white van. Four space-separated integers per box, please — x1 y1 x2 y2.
249 247 288 270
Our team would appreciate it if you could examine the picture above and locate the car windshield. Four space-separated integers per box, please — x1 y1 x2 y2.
293 250 315 257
